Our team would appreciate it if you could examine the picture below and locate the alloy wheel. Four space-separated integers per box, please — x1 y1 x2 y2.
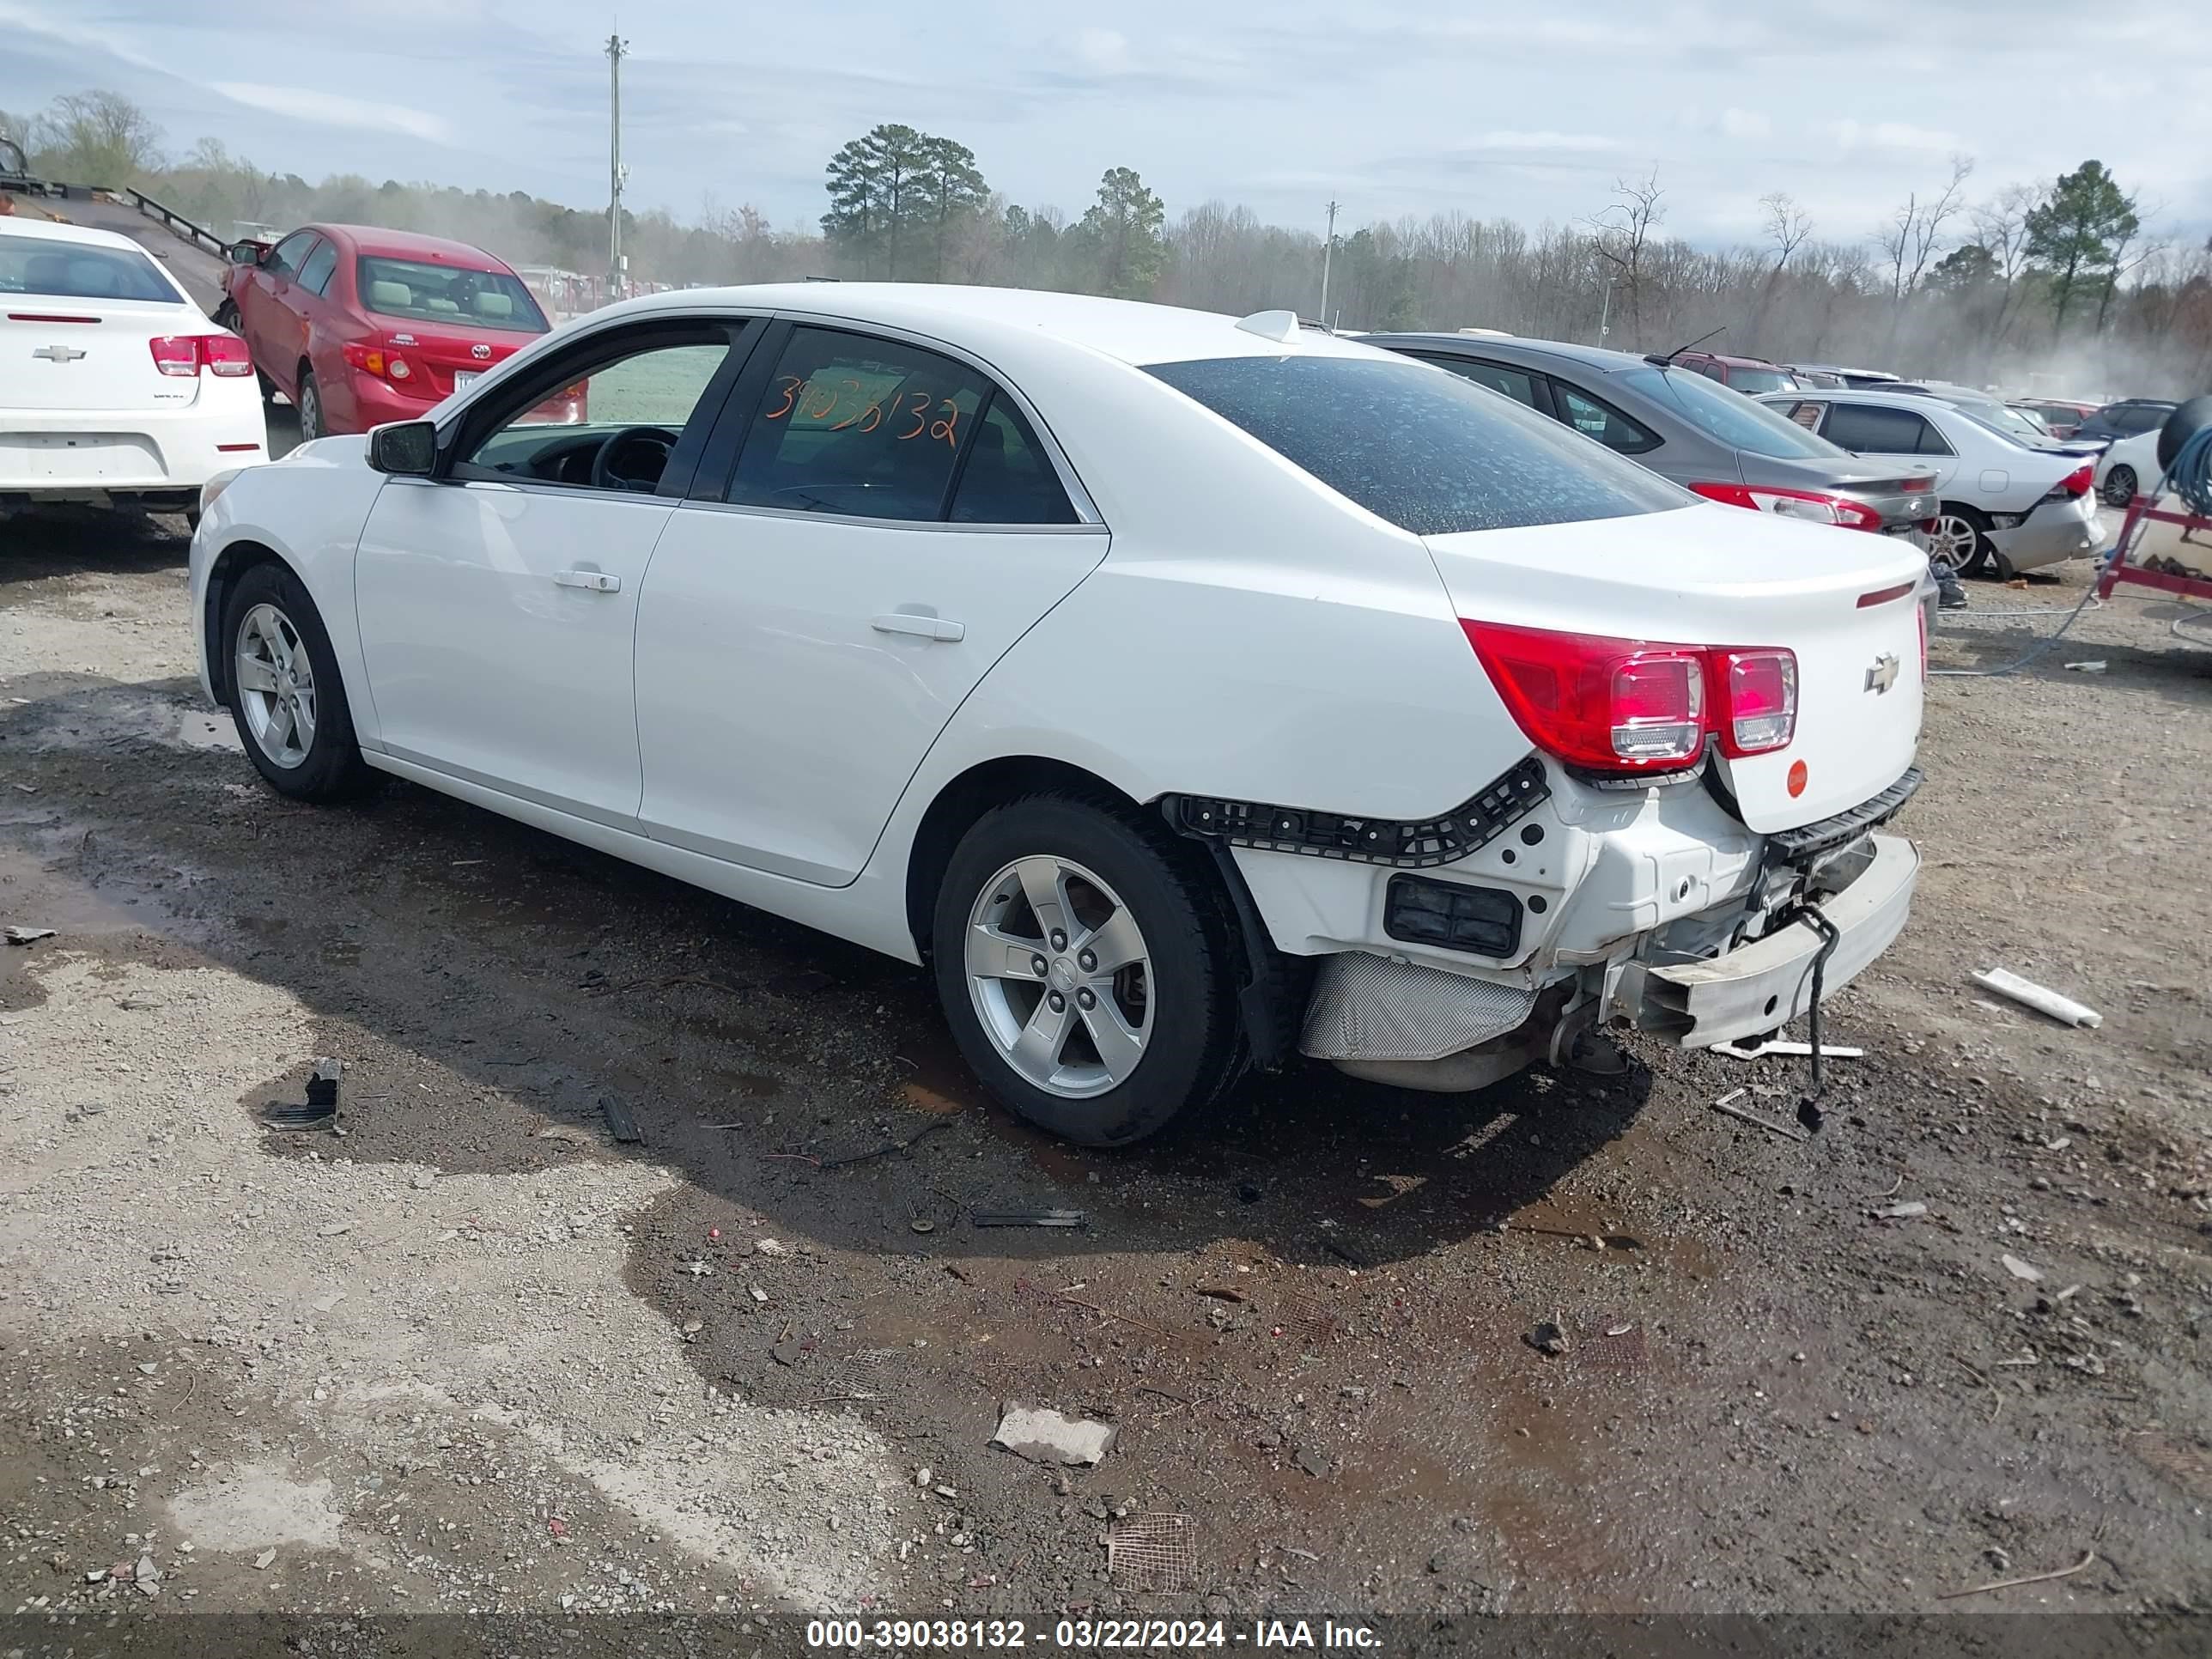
234 602 317 769
964 854 1152 1099
1927 513 1982 574
2102 465 2136 508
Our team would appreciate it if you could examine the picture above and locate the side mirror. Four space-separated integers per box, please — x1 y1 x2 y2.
367 420 438 477
229 240 268 266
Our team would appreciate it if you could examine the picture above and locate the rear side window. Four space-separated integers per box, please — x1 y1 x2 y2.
729 325 993 523
296 239 338 296
1824 403 1952 456
2118 404 2166 434
1146 355 1687 537
1552 382 1662 456
949 398 1078 525
1412 354 1542 410
0 232 179 303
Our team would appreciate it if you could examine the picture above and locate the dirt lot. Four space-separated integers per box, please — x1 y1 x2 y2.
3 493 2209 1650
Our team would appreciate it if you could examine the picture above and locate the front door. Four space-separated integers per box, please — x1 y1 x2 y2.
352 319 750 827
240 230 319 392
633 322 1107 884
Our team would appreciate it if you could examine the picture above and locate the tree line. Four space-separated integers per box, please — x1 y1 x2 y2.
6 89 2205 393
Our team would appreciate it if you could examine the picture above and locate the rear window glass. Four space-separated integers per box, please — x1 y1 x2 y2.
0 232 179 303
1146 355 1686 537
1625 366 1845 461
356 256 548 333
1723 366 1797 395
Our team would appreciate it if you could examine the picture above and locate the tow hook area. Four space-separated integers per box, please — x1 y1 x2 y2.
1785 902 1841 1130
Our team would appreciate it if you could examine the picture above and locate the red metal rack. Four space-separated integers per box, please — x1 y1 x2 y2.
2097 492 2212 606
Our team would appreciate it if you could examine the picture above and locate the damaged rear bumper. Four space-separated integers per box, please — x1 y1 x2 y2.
1640 832 1918 1047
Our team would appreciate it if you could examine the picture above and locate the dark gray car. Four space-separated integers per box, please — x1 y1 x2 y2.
1361 333 1940 540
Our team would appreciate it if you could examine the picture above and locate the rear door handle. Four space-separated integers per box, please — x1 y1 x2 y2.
554 569 621 592
870 611 964 642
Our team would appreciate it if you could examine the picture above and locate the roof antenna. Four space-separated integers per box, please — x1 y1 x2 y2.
1646 325 1726 368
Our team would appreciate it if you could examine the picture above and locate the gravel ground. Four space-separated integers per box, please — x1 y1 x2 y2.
1 498 2208 1649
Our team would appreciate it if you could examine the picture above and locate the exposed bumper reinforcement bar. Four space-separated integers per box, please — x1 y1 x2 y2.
1644 833 1919 1048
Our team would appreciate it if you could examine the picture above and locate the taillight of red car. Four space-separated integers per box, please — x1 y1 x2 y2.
1461 622 1797 776
342 341 420 386
1688 480 1884 531
149 334 254 378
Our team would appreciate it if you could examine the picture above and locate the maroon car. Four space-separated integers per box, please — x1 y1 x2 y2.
215 223 579 439
1669 349 1805 395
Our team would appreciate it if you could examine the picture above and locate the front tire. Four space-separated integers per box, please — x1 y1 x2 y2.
2101 464 2136 508
220 562 370 802
931 794 1241 1146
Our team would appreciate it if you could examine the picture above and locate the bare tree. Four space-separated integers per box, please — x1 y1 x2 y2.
1905 155 1975 293
1760 191 1812 271
1586 165 1664 343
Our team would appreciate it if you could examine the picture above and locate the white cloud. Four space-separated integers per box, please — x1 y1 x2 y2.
1468 131 1621 152
1720 107 1771 140
1827 118 1963 155
1076 27 1131 74
209 82 453 145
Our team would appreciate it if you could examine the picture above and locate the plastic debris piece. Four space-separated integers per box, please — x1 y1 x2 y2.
1972 969 2101 1030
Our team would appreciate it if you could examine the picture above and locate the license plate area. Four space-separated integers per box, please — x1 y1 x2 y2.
452 370 480 392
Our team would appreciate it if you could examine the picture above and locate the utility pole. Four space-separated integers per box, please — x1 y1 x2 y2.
605 30 628 304
1596 278 1616 347
1317 200 1340 325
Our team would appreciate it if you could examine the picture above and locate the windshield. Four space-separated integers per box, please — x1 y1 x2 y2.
1624 365 1848 460
0 232 182 303
1725 367 1798 395
356 256 548 332
1147 355 1689 536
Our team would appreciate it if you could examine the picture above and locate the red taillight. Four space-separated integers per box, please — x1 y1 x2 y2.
149 334 253 378
1715 649 1797 757
1689 481 1883 532
2058 462 2094 498
1915 603 1929 682
1461 622 1796 775
343 342 415 382
1900 476 1932 494
1856 580 1917 609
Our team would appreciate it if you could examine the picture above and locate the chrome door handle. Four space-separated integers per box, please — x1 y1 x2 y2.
870 611 964 642
554 569 621 592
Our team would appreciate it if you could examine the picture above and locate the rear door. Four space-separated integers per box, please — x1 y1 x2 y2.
1817 402 1958 489
632 320 1107 885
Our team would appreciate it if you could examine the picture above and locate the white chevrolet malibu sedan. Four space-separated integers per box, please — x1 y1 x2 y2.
190 284 1929 1146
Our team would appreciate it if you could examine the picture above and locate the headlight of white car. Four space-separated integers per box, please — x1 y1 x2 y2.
198 469 243 518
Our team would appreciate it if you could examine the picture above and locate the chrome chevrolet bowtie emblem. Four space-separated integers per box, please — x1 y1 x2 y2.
1864 652 1900 694
33 343 87 362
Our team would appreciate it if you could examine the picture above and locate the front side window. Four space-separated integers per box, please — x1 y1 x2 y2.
1146 354 1687 537
1552 381 1662 455
728 326 995 522
296 240 338 297
0 232 180 302
459 332 733 492
1415 354 1542 410
356 256 548 332
1626 365 1844 460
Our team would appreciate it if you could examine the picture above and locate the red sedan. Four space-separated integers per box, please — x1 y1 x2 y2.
215 223 578 439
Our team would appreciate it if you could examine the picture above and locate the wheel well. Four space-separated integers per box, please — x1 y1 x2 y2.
201 539 292 700
1938 500 1990 526
903 757 1142 957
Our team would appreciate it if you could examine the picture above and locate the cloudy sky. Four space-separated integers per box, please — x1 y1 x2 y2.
3 0 2207 247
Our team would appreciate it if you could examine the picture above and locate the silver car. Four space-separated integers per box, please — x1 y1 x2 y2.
1365 333 1939 541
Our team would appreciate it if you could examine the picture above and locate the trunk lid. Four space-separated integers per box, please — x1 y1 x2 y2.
1427 501 1925 833
378 325 530 400
2 300 209 412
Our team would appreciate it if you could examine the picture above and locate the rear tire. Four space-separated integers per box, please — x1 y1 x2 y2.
219 562 371 803
296 366 325 441
931 794 1241 1147
2101 464 2136 508
1929 504 1994 578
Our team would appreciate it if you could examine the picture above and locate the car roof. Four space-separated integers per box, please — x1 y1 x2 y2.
0 216 147 252
1364 331 1651 377
592 283 1384 368
1692 350 1790 369
306 223 520 269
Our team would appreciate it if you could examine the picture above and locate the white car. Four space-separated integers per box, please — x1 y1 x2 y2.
2 215 267 518
2094 427 2161 508
189 285 1929 1146
1761 387 2103 578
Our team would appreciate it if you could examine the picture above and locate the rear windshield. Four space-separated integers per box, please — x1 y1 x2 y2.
1146 355 1687 536
356 256 548 332
1624 365 1846 461
1723 366 1797 395
0 232 180 302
